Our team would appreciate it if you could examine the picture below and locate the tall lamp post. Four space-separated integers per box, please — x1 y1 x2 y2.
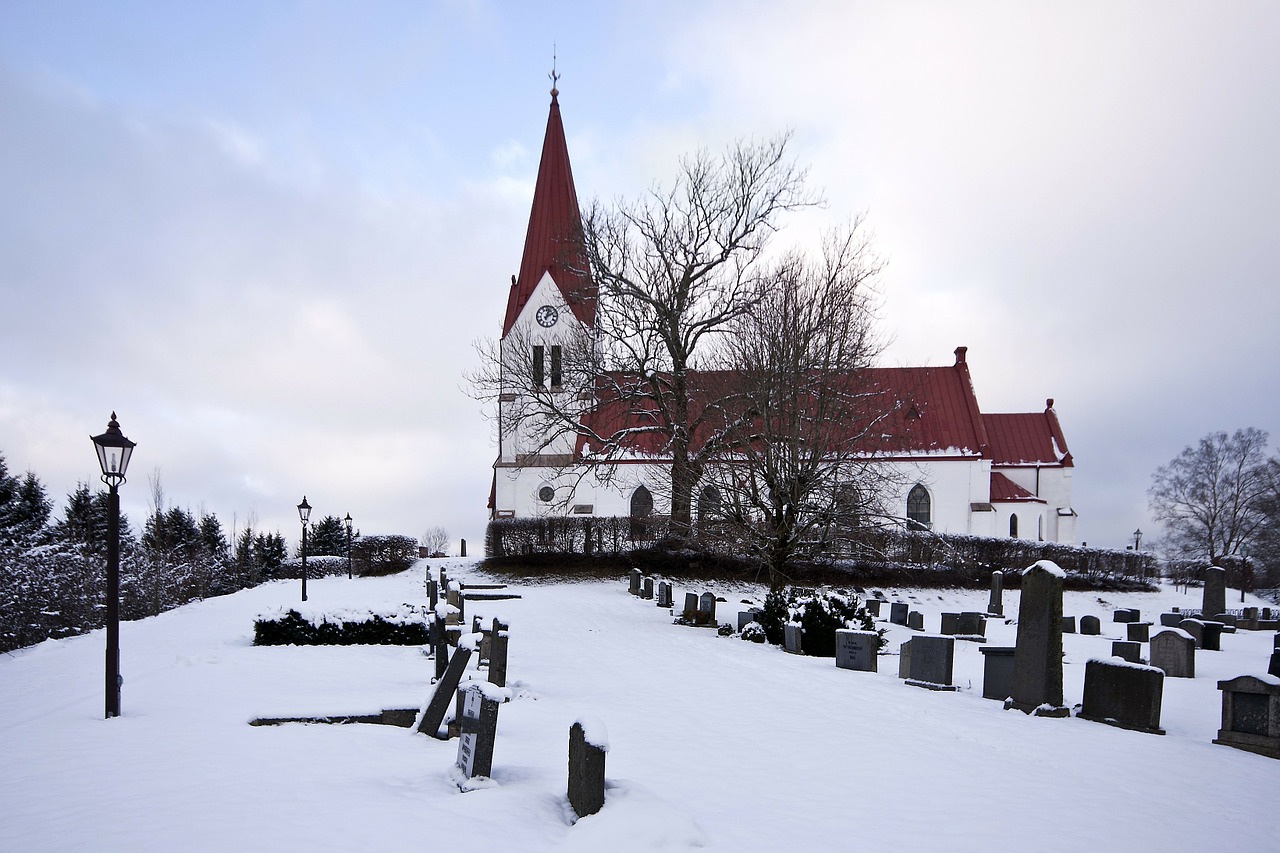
1133 528 1143 551
297 496 311 602
344 512 354 580
91 413 135 719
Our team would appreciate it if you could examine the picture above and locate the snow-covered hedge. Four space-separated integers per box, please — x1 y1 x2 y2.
252 603 429 646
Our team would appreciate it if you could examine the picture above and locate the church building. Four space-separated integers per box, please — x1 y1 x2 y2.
489 87 1077 545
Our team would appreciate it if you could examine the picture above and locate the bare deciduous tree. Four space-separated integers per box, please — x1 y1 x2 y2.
421 525 450 556
1148 428 1273 565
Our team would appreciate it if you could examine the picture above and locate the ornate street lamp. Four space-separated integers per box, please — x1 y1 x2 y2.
297 496 312 602
90 412 135 719
344 512 354 580
1133 528 1143 551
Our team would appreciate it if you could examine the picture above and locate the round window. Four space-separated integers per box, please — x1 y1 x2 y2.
538 486 555 503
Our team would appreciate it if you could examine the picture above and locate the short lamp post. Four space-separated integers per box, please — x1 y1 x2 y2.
297 496 311 602
91 412 136 719
344 512 354 580
1133 528 1142 552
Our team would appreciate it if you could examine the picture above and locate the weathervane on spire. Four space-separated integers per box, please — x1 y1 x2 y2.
549 43 560 98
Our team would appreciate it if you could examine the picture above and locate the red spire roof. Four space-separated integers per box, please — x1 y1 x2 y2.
502 88 595 336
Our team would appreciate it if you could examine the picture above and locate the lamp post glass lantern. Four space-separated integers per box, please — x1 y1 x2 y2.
344 512 353 580
298 496 311 602
90 412 135 719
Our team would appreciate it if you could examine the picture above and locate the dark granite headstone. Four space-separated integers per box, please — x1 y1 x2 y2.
418 645 474 739
1200 621 1224 651
1203 567 1227 624
1127 622 1151 643
683 592 698 618
1061 616 1077 634
1080 615 1101 635
1179 618 1205 648
488 622 509 688
835 629 879 672
1159 612 1182 628
1150 628 1195 678
698 592 717 626
738 608 763 632
784 623 804 655
890 602 909 626
656 581 673 609
1078 658 1165 735
628 568 642 596
980 646 1016 701
899 635 957 690
455 683 500 780
1009 562 1069 716
988 571 1005 617
641 577 654 600
1111 640 1143 663
1213 675 1280 759
568 720 608 818
865 599 882 617
907 611 924 631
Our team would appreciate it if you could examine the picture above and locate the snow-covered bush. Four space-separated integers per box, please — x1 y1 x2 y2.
253 604 429 646
740 621 767 643
756 586 883 657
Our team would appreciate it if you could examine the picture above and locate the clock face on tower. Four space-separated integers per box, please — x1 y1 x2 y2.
536 305 559 327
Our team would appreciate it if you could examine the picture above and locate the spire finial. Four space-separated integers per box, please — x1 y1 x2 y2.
549 43 560 99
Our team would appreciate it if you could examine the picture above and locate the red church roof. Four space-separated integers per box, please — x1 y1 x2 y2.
502 88 595 336
990 472 1046 503
984 400 1072 467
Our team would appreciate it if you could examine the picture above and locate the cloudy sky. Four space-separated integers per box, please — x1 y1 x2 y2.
2 1 1277 553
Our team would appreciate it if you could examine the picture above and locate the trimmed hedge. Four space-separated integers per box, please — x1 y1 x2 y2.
253 606 429 646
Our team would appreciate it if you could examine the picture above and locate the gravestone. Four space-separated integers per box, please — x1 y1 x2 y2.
1150 628 1195 678
1127 622 1151 643
628 568 642 596
434 629 449 680
940 613 960 635
1078 658 1165 735
1213 675 1280 759
1080 615 1101 636
455 682 500 780
784 623 804 655
1008 561 1069 716
835 629 879 672
738 608 764 632
890 602 909 626
907 611 924 631
1061 616 1077 634
1113 608 1140 623
427 578 438 609
418 644 474 738
488 621 509 688
1214 612 1239 628
1241 608 1258 630
656 581 673 609
698 592 717 626
899 635 957 690
460 538 466 558
641 577 654 600
1159 613 1182 628
865 599 882 618
1269 649 1280 679
1111 640 1143 663
568 719 608 818
988 571 1005 617
980 646 1016 701
446 587 464 625
1179 619 1206 649
683 592 698 618
942 612 986 639
1200 621 1224 651
1203 567 1227 624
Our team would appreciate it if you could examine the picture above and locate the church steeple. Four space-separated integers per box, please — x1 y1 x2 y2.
502 84 595 337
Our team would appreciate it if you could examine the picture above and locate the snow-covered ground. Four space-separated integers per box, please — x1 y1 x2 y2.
2 558 1277 852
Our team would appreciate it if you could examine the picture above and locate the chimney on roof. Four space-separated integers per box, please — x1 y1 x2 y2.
1046 398 1054 411
954 346 967 365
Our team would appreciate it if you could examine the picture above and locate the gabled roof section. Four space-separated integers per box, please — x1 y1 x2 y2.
990 472 1047 503
503 87 595 337
985 399 1073 467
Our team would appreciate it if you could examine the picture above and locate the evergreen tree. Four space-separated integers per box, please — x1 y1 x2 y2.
304 515 348 557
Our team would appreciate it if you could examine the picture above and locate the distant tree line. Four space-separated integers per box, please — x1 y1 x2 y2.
0 452 288 653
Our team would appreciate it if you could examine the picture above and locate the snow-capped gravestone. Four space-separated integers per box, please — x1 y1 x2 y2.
568 719 608 819
1159 613 1182 628
898 635 957 691
1200 621 1225 651
656 581 673 609
907 611 924 631
698 593 717 626
940 612 986 640
628 569 642 597
865 599 881 617
1213 675 1280 759
1150 628 1195 678
434 629 449 681
784 623 804 655
1203 567 1227 624
1111 641 1143 664
1127 622 1151 643
890 602 909 626
1079 615 1101 636
455 682 501 782
1078 658 1165 735
1179 619 1207 649
737 608 763 632
835 629 879 672
683 592 698 618
1008 561 1069 716
988 571 1004 617
1113 608 1140 623
641 577 654 600
488 620 509 688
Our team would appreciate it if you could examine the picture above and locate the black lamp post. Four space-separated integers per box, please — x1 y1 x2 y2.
344 512 354 580
297 496 311 602
90 412 135 719
1133 528 1142 551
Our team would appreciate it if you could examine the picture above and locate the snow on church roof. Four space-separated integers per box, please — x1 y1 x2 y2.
985 401 1073 467
502 86 595 337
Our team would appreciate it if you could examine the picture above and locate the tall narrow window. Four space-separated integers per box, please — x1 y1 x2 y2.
550 345 562 387
907 484 932 530
532 345 545 387
1009 513 1019 538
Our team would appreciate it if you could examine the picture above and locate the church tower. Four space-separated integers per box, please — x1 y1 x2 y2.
491 82 596 518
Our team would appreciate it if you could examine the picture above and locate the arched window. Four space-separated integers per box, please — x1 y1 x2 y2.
697 485 722 523
907 485 932 530
1009 513 1019 538
629 485 653 540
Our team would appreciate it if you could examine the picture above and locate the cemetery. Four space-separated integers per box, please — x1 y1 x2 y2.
2 556 1279 850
